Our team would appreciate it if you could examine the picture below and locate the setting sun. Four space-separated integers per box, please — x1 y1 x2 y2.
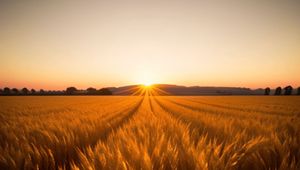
143 81 153 87
135 70 157 88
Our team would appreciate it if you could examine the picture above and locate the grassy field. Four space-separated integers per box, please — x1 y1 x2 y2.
0 96 300 169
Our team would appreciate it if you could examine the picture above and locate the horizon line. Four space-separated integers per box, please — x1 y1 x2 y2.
1 83 299 91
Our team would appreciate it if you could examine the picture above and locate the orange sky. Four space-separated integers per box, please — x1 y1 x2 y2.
1 1 300 90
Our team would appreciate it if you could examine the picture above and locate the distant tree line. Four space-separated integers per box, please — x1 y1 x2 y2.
0 87 112 96
264 86 300 95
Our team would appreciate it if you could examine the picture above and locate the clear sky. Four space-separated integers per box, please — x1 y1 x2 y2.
1 0 300 90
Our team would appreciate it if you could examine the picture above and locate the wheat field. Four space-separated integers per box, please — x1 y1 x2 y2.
0 95 300 170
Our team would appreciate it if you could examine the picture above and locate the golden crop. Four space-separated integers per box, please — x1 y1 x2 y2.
0 95 299 170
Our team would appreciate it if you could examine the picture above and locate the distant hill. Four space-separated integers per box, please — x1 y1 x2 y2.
108 84 265 95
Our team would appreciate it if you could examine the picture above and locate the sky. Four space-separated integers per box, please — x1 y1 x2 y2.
1 0 300 90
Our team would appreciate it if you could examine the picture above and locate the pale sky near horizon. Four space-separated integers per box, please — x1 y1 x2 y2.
1 0 300 90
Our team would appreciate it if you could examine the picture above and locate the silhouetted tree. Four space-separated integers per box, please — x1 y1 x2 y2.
31 89 36 95
66 87 77 95
22 88 29 95
87 87 97 95
40 89 45 95
284 86 293 95
274 87 282 95
3 87 10 95
297 87 300 95
12 88 19 95
0 89 2 95
98 88 112 95
264 87 270 95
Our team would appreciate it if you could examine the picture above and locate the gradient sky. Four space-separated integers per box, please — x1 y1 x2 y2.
1 0 300 90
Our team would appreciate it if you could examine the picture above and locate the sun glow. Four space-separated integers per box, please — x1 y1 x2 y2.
143 81 153 87
135 70 157 88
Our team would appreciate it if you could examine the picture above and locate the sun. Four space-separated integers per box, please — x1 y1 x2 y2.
135 70 157 88
143 81 153 87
